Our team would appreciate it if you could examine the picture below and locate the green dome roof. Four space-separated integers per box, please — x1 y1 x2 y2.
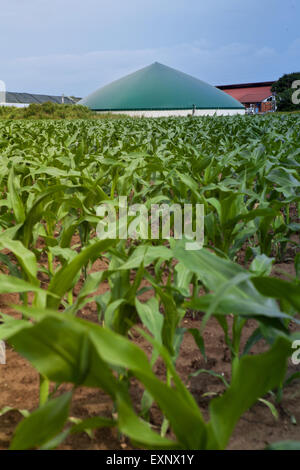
79 62 244 111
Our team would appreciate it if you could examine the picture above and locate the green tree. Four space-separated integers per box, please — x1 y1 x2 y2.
272 72 300 111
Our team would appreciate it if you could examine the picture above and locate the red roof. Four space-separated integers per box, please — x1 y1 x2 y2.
221 85 273 104
239 91 272 103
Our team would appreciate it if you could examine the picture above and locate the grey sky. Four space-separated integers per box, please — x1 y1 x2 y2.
1 0 299 96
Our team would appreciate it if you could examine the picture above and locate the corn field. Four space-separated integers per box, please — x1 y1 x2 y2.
0 114 300 450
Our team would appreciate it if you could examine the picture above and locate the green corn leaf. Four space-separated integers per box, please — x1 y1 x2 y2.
250 254 275 276
0 252 21 278
6 313 120 396
209 337 291 449
104 298 126 330
0 274 50 295
69 416 116 434
135 297 163 343
8 167 25 224
188 328 206 361
17 184 73 247
175 243 291 321
0 406 29 419
0 313 31 340
118 245 172 271
8 308 208 449
66 271 106 315
258 398 278 420
252 277 300 312
117 395 180 450
190 369 229 388
10 392 72 450
0 238 38 285
47 239 114 308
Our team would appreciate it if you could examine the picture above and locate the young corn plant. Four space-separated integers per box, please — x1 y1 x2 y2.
0 304 296 450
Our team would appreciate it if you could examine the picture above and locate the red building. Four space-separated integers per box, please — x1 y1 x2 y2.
217 81 275 113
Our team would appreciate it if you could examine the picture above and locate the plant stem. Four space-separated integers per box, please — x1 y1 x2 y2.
39 374 49 406
68 290 73 306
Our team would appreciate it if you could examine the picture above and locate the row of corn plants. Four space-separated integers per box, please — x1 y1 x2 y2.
0 113 299 449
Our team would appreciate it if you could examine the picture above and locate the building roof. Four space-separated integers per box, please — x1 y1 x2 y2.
217 81 275 90
217 81 274 104
222 86 272 104
79 62 244 111
238 92 272 103
5 92 80 105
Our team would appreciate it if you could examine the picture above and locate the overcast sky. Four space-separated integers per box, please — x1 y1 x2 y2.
1 0 299 97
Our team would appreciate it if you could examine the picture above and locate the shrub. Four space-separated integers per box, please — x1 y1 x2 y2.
272 72 300 112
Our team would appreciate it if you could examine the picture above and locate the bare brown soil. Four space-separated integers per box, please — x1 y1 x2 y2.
0 247 300 450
